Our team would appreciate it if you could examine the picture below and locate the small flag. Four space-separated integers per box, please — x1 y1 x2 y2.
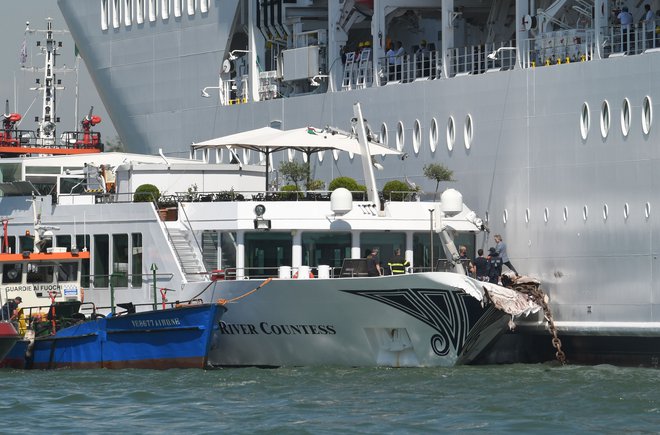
19 38 27 65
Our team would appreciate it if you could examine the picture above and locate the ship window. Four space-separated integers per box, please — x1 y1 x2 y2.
464 114 473 149
603 204 609 220
642 96 653 135
429 118 438 152
380 123 388 147
361 232 406 267
187 0 195 15
27 264 54 284
77 235 90 287
131 233 143 287
56 235 71 251
245 232 293 278
580 102 590 140
3 263 22 284
112 0 121 29
93 234 110 287
413 119 421 154
3 236 16 254
544 207 549 223
113 234 129 287
502 209 508 224
645 202 651 219
583 205 588 221
623 202 630 219
148 0 157 22
302 232 351 268
396 121 405 151
621 98 631 137
447 116 455 151
174 0 182 17
525 208 530 223
161 0 170 19
102 0 109 30
136 0 145 23
563 207 568 222
600 100 610 138
124 0 133 26
200 0 209 13
19 235 34 254
57 263 79 283
413 232 443 271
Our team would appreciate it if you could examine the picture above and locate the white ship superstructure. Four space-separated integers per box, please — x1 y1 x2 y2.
56 0 660 365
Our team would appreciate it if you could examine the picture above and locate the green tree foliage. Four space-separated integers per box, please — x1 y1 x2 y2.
383 180 415 201
134 184 160 203
423 163 454 199
279 161 310 189
329 176 362 191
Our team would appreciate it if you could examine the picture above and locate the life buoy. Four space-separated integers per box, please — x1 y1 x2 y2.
292 271 315 278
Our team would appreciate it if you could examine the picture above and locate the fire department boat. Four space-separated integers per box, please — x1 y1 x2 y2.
0 198 226 370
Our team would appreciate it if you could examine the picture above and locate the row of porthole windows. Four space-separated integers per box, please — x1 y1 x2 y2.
101 0 209 30
580 96 653 140
378 115 475 155
488 202 652 225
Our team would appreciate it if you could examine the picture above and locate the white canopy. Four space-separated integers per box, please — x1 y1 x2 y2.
191 126 401 156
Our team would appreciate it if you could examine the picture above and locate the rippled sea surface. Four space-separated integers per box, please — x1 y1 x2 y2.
1 364 659 434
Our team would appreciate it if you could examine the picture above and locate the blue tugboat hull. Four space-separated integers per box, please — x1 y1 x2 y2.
30 304 225 369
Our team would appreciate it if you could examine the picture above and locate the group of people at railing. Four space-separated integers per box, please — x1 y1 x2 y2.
611 4 660 54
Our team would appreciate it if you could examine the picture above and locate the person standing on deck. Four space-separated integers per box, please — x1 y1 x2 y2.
494 234 518 276
388 248 409 275
366 248 382 277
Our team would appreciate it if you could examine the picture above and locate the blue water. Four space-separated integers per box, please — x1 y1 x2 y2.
1 364 659 433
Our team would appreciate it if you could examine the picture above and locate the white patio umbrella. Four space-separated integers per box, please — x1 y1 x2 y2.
191 125 400 189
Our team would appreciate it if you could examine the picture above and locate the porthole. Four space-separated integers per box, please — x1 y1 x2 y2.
603 204 609 220
413 119 421 154
621 98 631 137
503 209 509 224
563 206 568 222
580 102 590 140
583 205 588 221
525 208 530 223
447 117 456 151
642 96 653 135
396 121 405 151
544 207 549 223
645 202 651 219
429 118 439 153
464 114 473 150
624 202 630 219
380 123 389 147
600 100 610 138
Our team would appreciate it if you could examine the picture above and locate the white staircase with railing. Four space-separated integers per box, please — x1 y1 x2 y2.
166 226 207 282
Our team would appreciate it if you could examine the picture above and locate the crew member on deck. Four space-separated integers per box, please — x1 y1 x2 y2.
387 248 409 275
366 248 382 277
1 296 22 327
494 234 518 276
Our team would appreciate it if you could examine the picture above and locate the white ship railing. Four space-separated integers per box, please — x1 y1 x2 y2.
236 24 659 105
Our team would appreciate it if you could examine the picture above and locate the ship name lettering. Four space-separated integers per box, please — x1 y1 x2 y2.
131 318 181 328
